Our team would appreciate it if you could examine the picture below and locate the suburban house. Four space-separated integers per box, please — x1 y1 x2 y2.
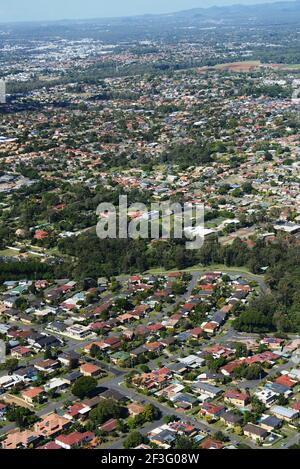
221 411 243 428
224 390 249 408
80 363 103 377
55 431 95 449
243 424 269 442
21 387 46 405
2 430 41 449
270 405 299 422
34 413 71 438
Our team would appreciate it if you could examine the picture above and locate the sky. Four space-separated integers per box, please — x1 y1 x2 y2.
0 0 292 23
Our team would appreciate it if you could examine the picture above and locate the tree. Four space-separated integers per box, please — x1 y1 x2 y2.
214 431 229 442
44 348 53 360
72 376 97 399
2 358 19 373
277 394 289 406
123 431 147 449
235 343 248 358
163 415 178 424
142 404 161 423
6 406 38 429
172 281 186 296
234 426 244 436
175 435 198 449
244 364 264 380
90 344 101 358
89 399 123 425
140 365 150 373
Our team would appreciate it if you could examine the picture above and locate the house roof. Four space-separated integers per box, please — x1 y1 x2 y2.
201 438 224 450
245 351 279 365
201 403 225 415
80 363 101 374
292 400 300 411
144 342 162 351
34 413 70 437
275 375 297 388
34 359 59 369
224 390 248 401
128 403 145 415
100 418 118 433
65 403 89 418
260 415 282 429
37 442 62 450
190 327 203 336
56 431 94 447
2 430 40 449
244 423 268 437
100 389 126 401
270 405 299 419
21 387 44 399
222 411 243 424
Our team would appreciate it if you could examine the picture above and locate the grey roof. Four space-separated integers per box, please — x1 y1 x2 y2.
244 424 269 437
271 406 299 419
176 331 191 342
191 382 223 395
131 346 147 356
34 335 62 348
100 389 127 401
267 383 290 394
60 351 80 360
222 411 243 424
153 430 176 444
173 393 198 405
167 363 187 373
49 321 67 332
212 311 227 325
64 371 82 382
13 366 37 378
261 415 282 428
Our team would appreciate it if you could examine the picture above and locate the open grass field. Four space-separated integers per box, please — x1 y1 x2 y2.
199 61 300 74
0 248 20 257
267 63 300 71
146 263 257 276
214 61 261 72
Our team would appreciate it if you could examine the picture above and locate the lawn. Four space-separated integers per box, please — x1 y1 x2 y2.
213 61 261 72
146 263 260 277
0 248 20 257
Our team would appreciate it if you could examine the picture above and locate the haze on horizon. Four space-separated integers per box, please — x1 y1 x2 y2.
0 0 294 23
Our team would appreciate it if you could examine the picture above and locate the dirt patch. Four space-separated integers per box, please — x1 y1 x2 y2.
214 61 261 72
3 393 34 409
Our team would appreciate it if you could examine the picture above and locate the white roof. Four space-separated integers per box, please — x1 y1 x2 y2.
271 406 298 418
179 355 204 366
0 375 17 386
44 378 68 390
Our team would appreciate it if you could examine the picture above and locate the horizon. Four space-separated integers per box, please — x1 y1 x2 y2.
0 0 296 24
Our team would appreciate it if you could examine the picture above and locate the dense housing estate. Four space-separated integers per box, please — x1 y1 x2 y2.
0 0 300 451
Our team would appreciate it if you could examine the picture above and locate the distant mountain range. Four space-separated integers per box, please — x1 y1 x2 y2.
171 1 300 22
2 1 300 31
71 1 300 27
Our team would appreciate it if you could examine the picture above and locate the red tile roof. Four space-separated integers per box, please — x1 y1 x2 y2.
201 438 224 450
275 375 297 388
21 387 44 400
245 351 279 365
100 419 118 433
37 442 62 450
292 401 300 411
56 432 94 448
